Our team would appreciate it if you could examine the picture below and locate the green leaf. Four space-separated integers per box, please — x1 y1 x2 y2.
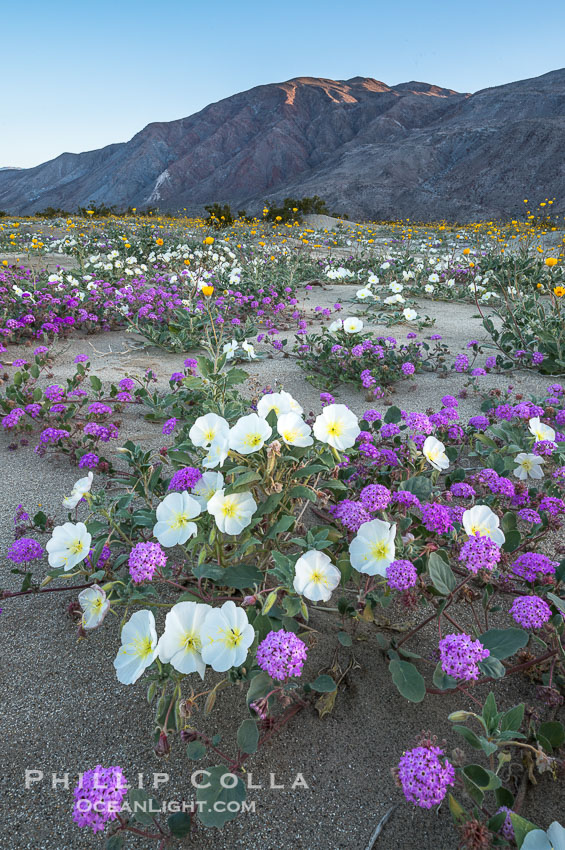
500 703 525 733
186 739 207 761
448 793 468 824
453 725 482 750
509 813 540 848
237 718 259 754
427 552 456 595
502 528 521 553
479 628 528 660
337 631 352 647
463 764 500 790
196 765 246 828
477 656 506 679
383 405 402 423
127 788 160 825
167 811 192 837
547 592 565 616
288 485 317 502
193 562 262 590
106 836 125 850
538 721 565 748
482 692 499 733
246 671 274 708
308 674 337 693
89 375 102 392
432 662 458 690
397 475 432 501
389 660 426 703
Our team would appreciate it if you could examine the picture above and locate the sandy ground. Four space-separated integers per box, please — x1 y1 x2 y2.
0 270 563 849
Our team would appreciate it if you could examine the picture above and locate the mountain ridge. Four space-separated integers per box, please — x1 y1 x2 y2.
1 69 564 221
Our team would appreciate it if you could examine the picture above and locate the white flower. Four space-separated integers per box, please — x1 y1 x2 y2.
78 584 110 630
514 453 544 480
384 294 405 305
428 273 440 283
342 317 364 334
241 340 257 359
192 471 224 508
403 308 418 321
424 284 435 293
153 491 201 547
200 601 255 671
462 505 505 546
229 413 272 454
113 610 158 685
277 412 313 447
529 417 556 443
189 413 229 449
222 339 238 360
278 390 303 415
328 319 343 333
293 551 341 602
367 274 379 284
423 436 450 471
46 522 91 571
380 262 390 270
158 601 211 678
356 287 373 300
349 518 396 576
257 392 292 419
207 489 257 534
202 437 230 469
313 404 360 451
63 472 93 509
389 282 404 293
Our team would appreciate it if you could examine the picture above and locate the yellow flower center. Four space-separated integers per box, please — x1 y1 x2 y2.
244 432 263 447
203 428 215 442
69 539 84 555
370 541 389 560
132 636 154 660
309 569 327 585
327 421 343 437
182 631 201 652
221 500 239 518
169 512 189 530
521 459 533 471
282 429 298 443
220 627 243 648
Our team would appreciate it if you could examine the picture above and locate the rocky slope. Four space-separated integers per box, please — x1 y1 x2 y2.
1 69 564 220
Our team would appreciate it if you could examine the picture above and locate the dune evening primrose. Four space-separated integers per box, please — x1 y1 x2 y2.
276 412 313 447
293 550 341 602
514 453 544 480
189 413 229 448
529 417 556 443
158 601 211 678
257 391 293 418
313 404 360 451
206 489 257 534
78 585 110 630
349 518 396 576
200 601 255 672
229 413 272 454
191 471 224 508
113 610 158 684
63 472 94 509
46 521 91 571
462 505 505 547
422 435 449 471
153 492 201 547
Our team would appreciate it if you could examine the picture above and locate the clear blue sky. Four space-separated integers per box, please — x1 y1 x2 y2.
3 0 564 168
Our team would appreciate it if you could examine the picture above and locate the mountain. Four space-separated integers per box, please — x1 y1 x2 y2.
1 69 564 221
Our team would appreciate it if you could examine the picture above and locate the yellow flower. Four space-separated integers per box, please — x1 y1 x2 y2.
184 259 191 265
545 257 558 267
202 285 214 297
554 286 565 298
463 248 470 255
203 236 214 245
156 237 164 246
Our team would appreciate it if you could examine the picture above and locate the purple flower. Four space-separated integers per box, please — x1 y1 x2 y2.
6 538 44 563
459 534 501 574
454 354 469 373
468 415 489 431
78 453 99 469
510 596 552 629
496 807 515 841
517 508 541 524
450 482 475 498
162 417 178 436
74 354 89 363
128 542 167 583
401 362 415 376
441 395 458 408
168 467 203 491
362 409 381 422
320 392 335 407
256 629 308 680
72 765 127 833
439 633 489 680
360 484 391 512
511 553 557 583
386 559 417 590
397 745 455 808
331 499 372 532
421 503 453 535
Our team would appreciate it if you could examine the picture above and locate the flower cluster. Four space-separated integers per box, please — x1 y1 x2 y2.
256 629 308 680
